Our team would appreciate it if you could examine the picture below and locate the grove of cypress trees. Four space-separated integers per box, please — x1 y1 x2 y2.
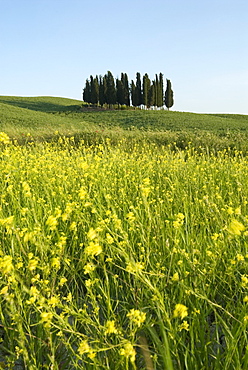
83 71 171 110
164 79 174 110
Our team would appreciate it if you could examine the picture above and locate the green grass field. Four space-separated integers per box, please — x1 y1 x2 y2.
1 96 248 151
0 97 248 369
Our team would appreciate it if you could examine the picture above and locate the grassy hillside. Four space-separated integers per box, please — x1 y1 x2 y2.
1 99 248 368
0 96 248 150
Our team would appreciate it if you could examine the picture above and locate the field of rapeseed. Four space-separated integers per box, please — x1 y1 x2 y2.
0 132 248 369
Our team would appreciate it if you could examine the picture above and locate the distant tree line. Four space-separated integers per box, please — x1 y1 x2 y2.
82 71 174 110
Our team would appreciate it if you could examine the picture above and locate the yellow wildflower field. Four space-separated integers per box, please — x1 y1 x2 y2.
0 134 247 369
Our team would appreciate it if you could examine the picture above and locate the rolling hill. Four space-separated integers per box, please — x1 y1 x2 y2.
0 96 248 150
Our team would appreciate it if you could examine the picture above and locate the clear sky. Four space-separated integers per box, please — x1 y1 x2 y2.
1 0 247 113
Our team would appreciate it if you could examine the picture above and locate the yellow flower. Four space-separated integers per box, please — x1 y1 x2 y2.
83 263 96 275
126 261 144 274
85 241 102 257
30 286 40 299
0 132 10 144
179 320 189 331
0 255 14 274
47 296 59 307
173 304 188 319
227 219 245 236
236 254 245 262
106 233 114 244
241 275 248 287
104 320 118 335
120 342 136 362
46 215 58 231
69 221 76 231
127 309 146 327
28 258 38 271
22 181 31 197
65 292 72 302
140 178 151 197
235 207 241 215
78 340 90 355
79 186 87 200
171 272 179 282
126 212 136 223
173 213 185 229
87 228 98 240
0 286 9 295
58 277 67 286
78 340 96 359
40 312 53 327
50 257 60 269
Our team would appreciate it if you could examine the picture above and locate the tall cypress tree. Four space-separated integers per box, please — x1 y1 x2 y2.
89 75 94 104
99 76 105 107
157 72 164 108
164 79 174 110
142 73 150 109
131 80 138 107
154 74 160 108
148 82 155 108
135 72 142 107
121 73 130 106
91 75 99 105
116 79 125 107
105 71 116 107
83 79 91 103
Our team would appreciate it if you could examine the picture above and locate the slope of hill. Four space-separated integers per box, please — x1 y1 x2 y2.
0 96 248 150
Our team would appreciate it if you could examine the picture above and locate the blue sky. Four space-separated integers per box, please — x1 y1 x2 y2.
1 0 247 113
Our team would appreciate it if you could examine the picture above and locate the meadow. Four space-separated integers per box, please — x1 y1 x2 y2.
0 97 248 369
1 96 248 153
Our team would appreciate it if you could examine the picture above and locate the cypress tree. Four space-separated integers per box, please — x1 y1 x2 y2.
121 73 130 106
91 75 99 105
158 72 164 108
99 76 105 107
131 80 138 107
83 79 91 103
148 82 155 108
116 79 125 107
135 72 142 107
89 75 94 104
154 74 160 108
164 79 174 110
142 73 150 109
105 71 116 108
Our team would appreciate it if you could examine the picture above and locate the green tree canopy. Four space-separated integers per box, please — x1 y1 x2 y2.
105 71 116 107
164 79 174 110
121 73 130 106
116 79 125 106
82 71 172 110
142 73 150 108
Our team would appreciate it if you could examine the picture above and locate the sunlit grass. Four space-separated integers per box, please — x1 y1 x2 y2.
0 133 248 369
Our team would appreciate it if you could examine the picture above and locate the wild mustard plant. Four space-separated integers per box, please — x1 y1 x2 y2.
0 133 247 368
